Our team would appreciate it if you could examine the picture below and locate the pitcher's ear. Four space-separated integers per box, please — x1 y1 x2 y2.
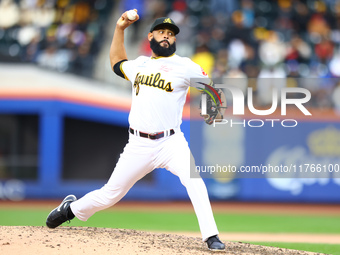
148 32 153 41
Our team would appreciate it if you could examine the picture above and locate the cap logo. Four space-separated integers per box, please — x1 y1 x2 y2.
163 18 172 24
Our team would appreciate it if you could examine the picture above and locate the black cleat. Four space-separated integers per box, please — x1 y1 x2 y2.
206 235 225 251
46 194 77 229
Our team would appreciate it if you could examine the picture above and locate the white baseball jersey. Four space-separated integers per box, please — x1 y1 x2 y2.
120 54 208 132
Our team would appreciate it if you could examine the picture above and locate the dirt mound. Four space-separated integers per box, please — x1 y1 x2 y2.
0 226 324 255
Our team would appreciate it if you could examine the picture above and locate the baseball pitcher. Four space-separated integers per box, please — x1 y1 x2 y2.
46 9 225 251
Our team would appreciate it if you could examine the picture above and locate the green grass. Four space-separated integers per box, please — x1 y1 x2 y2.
213 213 340 234
1 209 339 234
1 209 339 254
249 242 340 255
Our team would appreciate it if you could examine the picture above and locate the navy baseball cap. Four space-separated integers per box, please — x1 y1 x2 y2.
150 17 180 35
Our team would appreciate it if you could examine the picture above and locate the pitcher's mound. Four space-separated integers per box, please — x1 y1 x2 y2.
0 226 323 255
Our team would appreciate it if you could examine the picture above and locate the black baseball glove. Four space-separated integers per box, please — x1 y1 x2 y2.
198 83 226 125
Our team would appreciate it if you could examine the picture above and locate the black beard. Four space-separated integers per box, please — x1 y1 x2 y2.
150 38 176 57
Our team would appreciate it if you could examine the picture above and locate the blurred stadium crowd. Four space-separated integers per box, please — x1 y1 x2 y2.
0 0 340 109
0 0 113 77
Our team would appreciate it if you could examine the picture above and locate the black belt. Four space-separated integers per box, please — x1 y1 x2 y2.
129 128 175 140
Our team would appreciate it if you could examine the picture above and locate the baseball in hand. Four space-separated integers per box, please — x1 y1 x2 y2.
126 10 137 21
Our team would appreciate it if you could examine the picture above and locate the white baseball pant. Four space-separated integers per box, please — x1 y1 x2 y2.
70 130 219 241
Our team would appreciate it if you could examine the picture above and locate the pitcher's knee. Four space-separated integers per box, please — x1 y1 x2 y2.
100 184 129 205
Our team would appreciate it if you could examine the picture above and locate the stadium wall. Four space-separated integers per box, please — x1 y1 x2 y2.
1 66 339 203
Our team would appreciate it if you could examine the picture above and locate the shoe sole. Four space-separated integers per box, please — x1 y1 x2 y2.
208 248 226 252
